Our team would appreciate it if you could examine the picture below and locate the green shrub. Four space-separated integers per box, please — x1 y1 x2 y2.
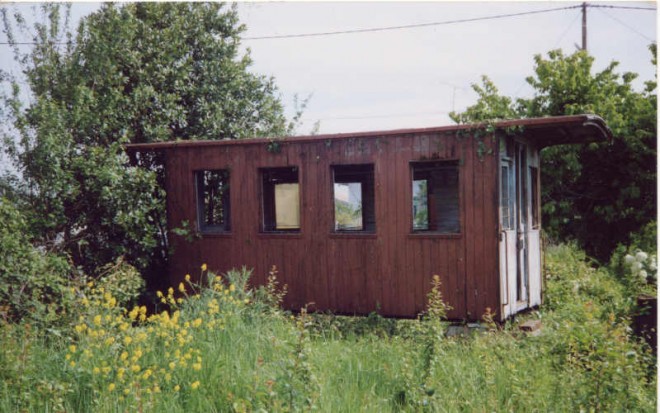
0 198 73 328
544 243 628 318
94 258 144 308
610 221 657 297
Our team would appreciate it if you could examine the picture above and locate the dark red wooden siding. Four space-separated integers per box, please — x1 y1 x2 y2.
164 131 499 319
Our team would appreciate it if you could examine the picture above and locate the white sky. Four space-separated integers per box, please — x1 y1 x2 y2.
236 1 657 134
0 1 657 141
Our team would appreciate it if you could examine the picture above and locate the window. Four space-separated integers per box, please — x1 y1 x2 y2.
411 161 460 233
500 162 515 230
530 166 540 229
261 167 300 232
195 169 230 233
332 164 375 232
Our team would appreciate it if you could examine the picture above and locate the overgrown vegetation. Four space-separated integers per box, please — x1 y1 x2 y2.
0 3 290 286
451 48 657 261
0 3 655 412
0 224 655 411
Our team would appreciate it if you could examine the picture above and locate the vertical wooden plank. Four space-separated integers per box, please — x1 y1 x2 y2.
481 136 500 316
462 135 475 319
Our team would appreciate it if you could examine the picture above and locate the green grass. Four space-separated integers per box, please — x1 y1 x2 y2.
0 244 656 412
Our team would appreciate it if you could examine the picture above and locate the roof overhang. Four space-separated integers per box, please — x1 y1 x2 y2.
493 114 613 149
125 114 613 152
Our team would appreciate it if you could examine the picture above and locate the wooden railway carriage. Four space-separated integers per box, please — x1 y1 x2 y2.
127 115 611 321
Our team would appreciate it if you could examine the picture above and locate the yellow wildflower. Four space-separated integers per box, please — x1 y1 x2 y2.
93 367 100 375
192 318 202 328
123 336 132 346
167 287 174 296
174 385 180 392
157 290 163 298
192 363 202 371
185 274 191 282
93 315 102 326
120 351 128 361
201 263 207 271
68 345 77 353
178 282 185 293
108 383 116 391
191 381 200 390
229 284 235 292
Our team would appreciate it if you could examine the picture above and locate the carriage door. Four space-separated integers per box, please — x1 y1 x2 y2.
499 137 531 318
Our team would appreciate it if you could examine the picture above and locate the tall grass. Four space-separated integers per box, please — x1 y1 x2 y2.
0 245 656 412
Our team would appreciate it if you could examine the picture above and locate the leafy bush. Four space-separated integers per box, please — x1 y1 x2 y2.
94 258 145 308
544 243 627 317
610 220 657 297
0 198 73 328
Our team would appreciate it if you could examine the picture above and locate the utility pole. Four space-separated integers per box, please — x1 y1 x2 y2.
581 2 587 51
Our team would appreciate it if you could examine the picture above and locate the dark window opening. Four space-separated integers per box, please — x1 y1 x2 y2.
332 164 375 232
530 166 540 229
261 167 300 232
411 161 460 234
196 169 230 233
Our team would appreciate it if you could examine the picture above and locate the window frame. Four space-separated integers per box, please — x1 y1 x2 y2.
409 160 461 235
260 166 301 233
530 166 540 229
331 163 376 234
194 169 231 234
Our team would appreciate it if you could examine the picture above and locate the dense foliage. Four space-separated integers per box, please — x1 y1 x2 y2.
0 3 289 280
451 48 657 260
0 244 655 412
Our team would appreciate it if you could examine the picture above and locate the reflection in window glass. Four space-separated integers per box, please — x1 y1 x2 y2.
412 179 428 230
334 182 363 230
332 164 375 232
410 161 460 234
500 163 515 230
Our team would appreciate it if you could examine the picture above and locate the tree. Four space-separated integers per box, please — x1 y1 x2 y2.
451 49 656 261
0 3 290 282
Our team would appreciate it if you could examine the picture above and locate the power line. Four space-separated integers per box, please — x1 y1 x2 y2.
1 4 655 45
588 4 657 11
243 5 582 40
513 6 583 99
595 8 656 43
